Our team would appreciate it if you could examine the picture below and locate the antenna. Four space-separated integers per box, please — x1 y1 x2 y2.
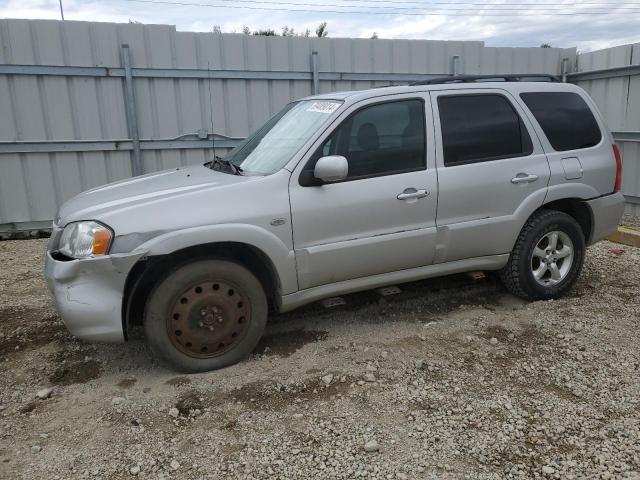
207 60 217 160
207 27 217 160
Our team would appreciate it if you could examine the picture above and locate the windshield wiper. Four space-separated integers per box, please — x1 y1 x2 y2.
210 156 243 175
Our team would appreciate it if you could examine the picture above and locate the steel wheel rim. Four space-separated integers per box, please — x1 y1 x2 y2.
530 230 574 287
167 280 251 358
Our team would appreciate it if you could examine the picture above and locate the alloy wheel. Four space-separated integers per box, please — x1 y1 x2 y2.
530 230 574 286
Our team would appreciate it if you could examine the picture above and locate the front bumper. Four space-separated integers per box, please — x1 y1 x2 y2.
45 250 145 342
585 192 626 244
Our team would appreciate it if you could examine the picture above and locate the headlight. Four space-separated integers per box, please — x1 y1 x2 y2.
58 221 113 258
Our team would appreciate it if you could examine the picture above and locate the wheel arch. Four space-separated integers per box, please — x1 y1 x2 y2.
122 241 284 337
538 197 593 243
501 196 593 263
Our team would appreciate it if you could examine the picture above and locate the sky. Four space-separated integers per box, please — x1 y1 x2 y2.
1 0 640 51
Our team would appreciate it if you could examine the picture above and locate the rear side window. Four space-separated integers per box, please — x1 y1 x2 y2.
520 92 602 151
438 94 533 166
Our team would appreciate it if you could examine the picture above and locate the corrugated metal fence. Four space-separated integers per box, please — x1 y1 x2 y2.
2 18 636 232
568 43 640 216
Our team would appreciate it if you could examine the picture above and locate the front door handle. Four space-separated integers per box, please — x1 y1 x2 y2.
397 188 429 200
511 173 539 184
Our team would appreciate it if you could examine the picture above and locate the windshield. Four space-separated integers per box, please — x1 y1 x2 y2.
223 100 342 175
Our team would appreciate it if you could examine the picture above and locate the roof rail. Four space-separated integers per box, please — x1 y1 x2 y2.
410 74 560 85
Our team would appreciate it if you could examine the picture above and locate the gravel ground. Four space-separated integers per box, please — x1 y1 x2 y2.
623 214 640 230
0 238 639 480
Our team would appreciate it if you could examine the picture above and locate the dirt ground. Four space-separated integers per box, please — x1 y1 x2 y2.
0 235 639 480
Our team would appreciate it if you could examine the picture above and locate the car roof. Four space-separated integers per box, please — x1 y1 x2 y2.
302 81 584 105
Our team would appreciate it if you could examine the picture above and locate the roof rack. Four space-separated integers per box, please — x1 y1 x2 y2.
410 74 560 85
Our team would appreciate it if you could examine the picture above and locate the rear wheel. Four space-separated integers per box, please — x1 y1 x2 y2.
500 210 585 301
144 259 267 373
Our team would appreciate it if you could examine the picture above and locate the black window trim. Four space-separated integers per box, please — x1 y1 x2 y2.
519 91 603 153
299 97 428 186
437 92 535 168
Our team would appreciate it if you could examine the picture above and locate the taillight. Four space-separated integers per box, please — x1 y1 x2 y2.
612 144 622 193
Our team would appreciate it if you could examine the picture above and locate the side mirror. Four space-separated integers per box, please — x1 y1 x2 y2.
314 155 348 183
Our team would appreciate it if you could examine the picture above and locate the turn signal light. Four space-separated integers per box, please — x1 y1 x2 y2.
92 228 113 255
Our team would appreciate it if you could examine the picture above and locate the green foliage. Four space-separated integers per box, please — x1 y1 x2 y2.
253 29 277 36
316 21 328 38
238 22 326 37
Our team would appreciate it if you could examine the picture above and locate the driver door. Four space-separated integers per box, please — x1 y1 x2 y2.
289 94 438 290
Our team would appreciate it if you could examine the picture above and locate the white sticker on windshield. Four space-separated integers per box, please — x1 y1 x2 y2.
306 101 340 114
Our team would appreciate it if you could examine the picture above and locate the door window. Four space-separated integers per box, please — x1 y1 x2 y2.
438 94 533 166
520 92 601 151
308 99 426 181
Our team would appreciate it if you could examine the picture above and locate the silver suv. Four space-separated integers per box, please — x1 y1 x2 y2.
45 76 625 372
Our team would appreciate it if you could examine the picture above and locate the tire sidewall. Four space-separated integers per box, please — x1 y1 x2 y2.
144 259 268 373
518 213 585 300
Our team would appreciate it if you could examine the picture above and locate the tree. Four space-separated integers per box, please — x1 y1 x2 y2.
316 22 328 38
371 32 379 39
212 25 222 34
540 43 552 48
253 29 277 36
241 24 323 37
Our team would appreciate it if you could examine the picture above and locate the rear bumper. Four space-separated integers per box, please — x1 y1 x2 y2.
44 250 145 342
585 192 625 244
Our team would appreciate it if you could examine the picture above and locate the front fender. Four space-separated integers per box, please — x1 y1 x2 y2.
133 223 298 295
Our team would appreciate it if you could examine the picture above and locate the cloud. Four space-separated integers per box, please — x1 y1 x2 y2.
0 0 639 51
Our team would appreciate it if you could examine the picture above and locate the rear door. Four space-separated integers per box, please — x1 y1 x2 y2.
430 88 551 263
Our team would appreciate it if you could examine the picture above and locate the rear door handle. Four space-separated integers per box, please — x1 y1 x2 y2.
511 173 539 184
397 188 429 200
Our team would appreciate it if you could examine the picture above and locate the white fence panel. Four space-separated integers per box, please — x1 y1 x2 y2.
0 18 579 230
573 43 640 216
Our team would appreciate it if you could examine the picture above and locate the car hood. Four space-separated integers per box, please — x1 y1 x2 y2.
56 164 254 227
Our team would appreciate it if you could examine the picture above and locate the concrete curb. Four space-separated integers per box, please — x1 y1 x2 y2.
607 226 640 248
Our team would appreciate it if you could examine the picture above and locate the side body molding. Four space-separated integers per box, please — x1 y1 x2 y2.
133 223 298 295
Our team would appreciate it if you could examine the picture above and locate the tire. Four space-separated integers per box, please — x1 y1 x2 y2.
144 259 268 373
500 210 585 301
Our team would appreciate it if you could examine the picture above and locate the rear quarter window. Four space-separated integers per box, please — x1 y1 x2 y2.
520 92 602 151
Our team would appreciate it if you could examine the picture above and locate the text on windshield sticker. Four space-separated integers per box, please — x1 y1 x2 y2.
306 101 340 114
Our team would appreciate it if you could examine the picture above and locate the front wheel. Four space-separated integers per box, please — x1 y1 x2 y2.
144 259 268 373
500 210 586 301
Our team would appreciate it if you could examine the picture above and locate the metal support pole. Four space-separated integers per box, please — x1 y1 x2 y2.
311 51 319 95
561 58 569 83
120 44 142 177
58 0 65 20
451 55 460 76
